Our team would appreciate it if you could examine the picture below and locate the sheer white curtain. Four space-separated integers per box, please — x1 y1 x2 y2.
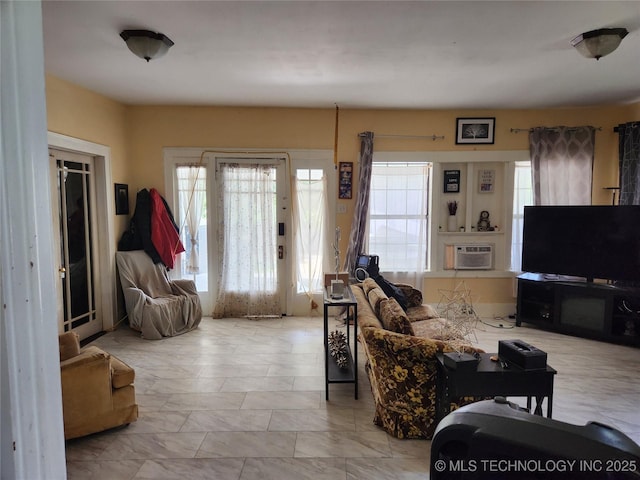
178 166 206 274
213 163 279 318
292 169 329 311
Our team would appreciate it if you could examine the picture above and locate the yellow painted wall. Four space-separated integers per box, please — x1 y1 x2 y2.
45 75 131 238
129 104 633 304
126 106 335 195
423 277 516 305
45 74 640 305
129 103 630 200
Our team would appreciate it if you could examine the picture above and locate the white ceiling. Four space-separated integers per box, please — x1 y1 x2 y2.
42 0 640 110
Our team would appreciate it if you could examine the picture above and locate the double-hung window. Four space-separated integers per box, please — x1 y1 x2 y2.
368 162 431 273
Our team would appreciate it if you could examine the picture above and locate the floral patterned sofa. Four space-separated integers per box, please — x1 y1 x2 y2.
353 277 484 439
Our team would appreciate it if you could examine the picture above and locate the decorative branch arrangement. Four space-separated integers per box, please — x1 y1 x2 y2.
436 281 479 353
447 200 458 215
328 330 349 369
333 227 341 279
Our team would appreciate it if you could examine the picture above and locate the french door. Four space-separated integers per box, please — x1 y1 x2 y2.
166 148 338 316
212 158 288 317
50 149 102 339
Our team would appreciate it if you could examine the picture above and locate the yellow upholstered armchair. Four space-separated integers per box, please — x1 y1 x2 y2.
59 332 138 440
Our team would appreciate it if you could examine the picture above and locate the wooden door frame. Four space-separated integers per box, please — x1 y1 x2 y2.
164 147 336 317
47 132 117 331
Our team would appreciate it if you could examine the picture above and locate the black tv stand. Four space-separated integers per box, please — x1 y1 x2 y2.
516 273 640 347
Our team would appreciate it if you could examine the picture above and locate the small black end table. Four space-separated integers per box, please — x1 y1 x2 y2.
323 284 358 400
435 352 556 423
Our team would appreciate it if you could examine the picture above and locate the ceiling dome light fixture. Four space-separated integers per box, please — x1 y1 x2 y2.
120 30 174 62
570 28 628 60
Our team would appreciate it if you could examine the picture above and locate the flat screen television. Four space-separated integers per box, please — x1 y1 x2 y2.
521 205 640 283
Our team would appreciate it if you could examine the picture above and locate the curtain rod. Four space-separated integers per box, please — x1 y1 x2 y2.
358 132 445 141
613 122 639 133
510 127 602 133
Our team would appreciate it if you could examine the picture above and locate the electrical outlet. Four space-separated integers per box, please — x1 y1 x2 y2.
337 204 347 214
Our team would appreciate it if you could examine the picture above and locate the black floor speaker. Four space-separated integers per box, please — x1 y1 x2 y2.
430 397 640 480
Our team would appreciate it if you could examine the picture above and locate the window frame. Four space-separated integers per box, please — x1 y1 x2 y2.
294 167 328 295
511 160 533 272
368 152 432 274
175 164 208 291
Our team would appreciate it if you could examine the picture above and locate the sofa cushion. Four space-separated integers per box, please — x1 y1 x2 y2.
375 276 408 311
379 298 414 336
352 284 384 329
367 287 388 317
406 304 441 322
362 277 379 296
396 284 423 308
412 318 454 341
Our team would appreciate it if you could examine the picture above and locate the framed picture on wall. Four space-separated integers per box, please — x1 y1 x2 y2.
339 162 353 199
114 183 129 215
456 117 495 144
478 169 495 193
443 169 461 193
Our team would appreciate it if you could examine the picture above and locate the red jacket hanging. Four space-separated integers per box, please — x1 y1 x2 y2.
149 188 185 269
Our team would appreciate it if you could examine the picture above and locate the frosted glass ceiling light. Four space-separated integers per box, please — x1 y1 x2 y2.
120 30 174 62
571 28 628 60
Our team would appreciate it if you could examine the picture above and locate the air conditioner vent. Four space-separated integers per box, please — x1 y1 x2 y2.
454 244 494 270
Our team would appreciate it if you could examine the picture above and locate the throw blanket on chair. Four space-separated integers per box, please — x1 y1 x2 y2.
116 250 202 339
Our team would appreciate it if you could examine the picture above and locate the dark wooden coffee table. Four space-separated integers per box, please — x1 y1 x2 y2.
435 352 557 423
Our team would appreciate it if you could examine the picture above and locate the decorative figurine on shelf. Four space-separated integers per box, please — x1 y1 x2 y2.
477 210 493 232
447 201 458 232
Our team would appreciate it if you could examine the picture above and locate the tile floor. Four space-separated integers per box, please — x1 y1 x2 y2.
65 315 640 479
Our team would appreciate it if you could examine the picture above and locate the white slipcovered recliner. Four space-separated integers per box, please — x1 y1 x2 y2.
116 250 202 339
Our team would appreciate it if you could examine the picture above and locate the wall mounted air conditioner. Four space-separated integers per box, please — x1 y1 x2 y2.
454 244 494 270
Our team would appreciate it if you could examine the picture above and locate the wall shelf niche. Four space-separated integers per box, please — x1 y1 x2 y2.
431 150 529 273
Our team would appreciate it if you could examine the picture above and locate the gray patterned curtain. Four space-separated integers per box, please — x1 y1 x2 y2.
618 122 640 205
343 132 374 273
529 126 595 205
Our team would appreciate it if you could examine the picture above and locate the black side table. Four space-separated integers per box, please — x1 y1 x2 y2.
323 285 358 400
435 352 556 423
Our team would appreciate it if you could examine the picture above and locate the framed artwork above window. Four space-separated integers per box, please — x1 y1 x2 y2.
456 117 495 145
